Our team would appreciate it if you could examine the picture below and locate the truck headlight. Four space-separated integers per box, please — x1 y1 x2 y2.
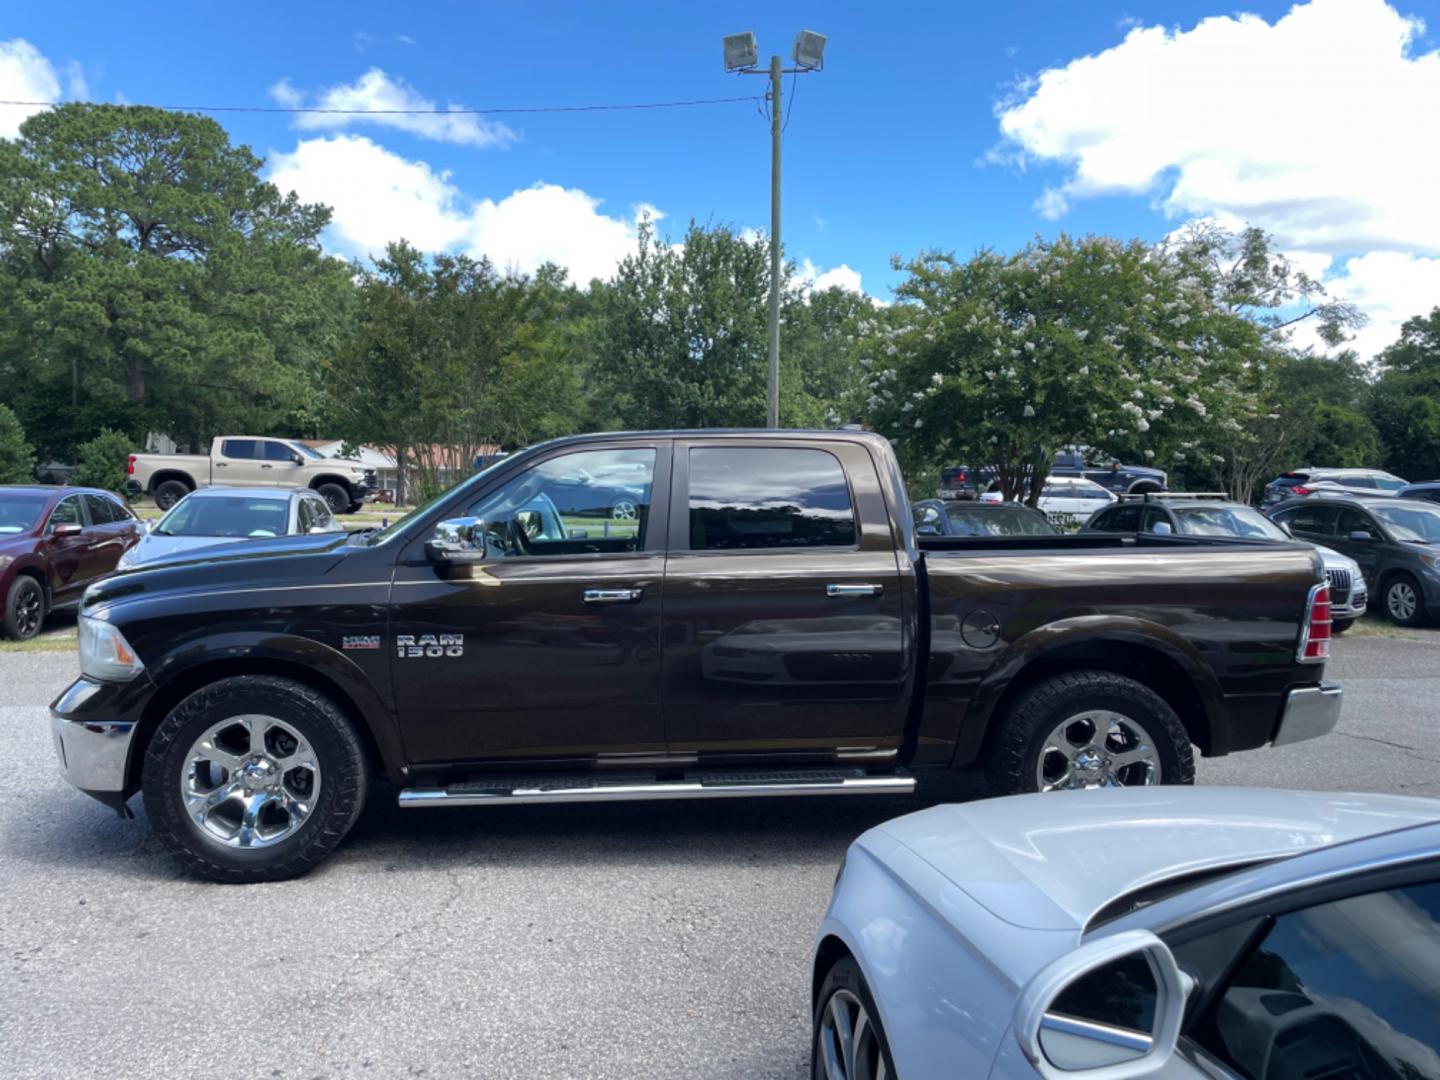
78 616 145 682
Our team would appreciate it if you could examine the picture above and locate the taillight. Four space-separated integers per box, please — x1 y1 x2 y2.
1292 485 1311 496
957 470 967 484
127 455 135 476
1298 582 1331 662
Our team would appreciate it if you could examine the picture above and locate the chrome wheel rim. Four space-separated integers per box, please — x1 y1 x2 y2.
1388 581 1417 622
611 499 638 521
817 989 888 1080
181 715 321 848
1037 710 1159 790
14 583 42 638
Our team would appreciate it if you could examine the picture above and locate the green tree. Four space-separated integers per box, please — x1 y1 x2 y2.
1370 307 1440 480
0 103 354 458
325 243 584 502
0 403 34 483
70 426 138 496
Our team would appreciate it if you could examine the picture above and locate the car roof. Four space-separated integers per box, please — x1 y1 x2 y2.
0 484 113 496
1272 494 1405 509
864 787 1440 935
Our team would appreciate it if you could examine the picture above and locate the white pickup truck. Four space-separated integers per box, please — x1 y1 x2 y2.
126 436 378 514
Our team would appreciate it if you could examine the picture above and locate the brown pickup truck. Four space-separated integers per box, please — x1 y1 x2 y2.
126 436 378 514
54 429 1339 882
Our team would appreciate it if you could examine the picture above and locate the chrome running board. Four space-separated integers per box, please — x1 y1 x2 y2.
397 768 914 808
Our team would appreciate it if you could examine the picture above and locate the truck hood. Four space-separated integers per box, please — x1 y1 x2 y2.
86 531 359 609
865 787 1440 933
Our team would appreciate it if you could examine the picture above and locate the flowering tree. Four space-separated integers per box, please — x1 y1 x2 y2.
859 234 1256 504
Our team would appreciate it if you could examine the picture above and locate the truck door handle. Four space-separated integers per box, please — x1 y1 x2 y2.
216 462 227 467
583 588 643 604
260 464 273 469
827 583 884 598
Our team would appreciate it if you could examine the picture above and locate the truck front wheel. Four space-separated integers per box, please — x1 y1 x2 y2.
154 479 190 510
316 482 351 516
987 670 1194 795
141 675 369 883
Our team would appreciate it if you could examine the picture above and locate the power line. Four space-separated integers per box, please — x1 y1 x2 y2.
0 95 763 116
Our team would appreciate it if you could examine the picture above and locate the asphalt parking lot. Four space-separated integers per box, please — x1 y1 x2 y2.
3 633 1438 1079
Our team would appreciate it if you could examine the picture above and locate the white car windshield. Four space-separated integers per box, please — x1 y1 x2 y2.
1174 506 1288 540
155 496 291 537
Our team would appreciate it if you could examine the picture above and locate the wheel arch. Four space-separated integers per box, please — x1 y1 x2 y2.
1125 479 1164 494
952 620 1220 766
813 934 855 1008
309 474 355 493
126 654 405 797
149 470 196 494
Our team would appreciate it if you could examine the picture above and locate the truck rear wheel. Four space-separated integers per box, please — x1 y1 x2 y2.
154 479 190 510
141 675 369 883
987 670 1193 795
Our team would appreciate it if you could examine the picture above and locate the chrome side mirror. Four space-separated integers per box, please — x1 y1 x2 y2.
425 517 488 564
1013 930 1190 1080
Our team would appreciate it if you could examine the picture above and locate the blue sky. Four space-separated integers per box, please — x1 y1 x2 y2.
3 0 1439 355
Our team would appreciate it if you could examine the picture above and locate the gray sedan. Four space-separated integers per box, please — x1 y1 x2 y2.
118 486 344 569
813 787 1440 1080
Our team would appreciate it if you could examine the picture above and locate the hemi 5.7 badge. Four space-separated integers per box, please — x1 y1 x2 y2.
396 633 464 658
342 635 381 651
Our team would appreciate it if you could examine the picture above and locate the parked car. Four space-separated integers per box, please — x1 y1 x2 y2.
1263 467 1408 506
812 787 1440 1080
117 487 345 570
1269 494 1440 625
126 436 379 514
1 485 142 640
938 450 1167 500
980 475 1117 525
1397 480 1440 504
51 429 1337 882
1085 495 1368 630
911 498 1058 537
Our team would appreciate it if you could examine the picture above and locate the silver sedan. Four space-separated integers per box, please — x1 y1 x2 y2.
812 787 1440 1079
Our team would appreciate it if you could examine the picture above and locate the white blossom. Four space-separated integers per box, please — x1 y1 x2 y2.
1023 404 1035 418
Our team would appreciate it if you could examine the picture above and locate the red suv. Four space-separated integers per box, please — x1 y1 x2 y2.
1 486 144 640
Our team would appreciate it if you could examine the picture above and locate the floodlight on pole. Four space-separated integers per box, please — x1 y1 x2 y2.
720 30 827 429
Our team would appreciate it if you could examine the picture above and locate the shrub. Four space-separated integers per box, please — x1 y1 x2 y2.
0 404 35 484
71 428 138 497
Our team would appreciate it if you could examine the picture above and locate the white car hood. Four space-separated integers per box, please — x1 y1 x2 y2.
122 533 256 566
866 787 1439 932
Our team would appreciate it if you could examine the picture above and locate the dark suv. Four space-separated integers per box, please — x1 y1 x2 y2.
1397 481 1440 504
1263 469 1407 506
1269 495 1440 626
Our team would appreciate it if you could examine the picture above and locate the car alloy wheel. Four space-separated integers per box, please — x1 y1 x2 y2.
1387 580 1418 624
180 714 321 848
817 988 889 1080
12 579 44 639
611 499 638 521
1037 710 1159 790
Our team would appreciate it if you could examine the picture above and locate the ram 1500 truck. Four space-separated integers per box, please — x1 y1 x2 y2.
126 436 379 514
51 430 1340 882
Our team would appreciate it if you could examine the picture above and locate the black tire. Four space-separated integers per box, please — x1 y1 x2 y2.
3 574 46 641
346 501 364 514
154 479 190 511
812 955 897 1080
141 675 369 883
986 670 1194 796
1382 573 1427 627
1332 618 1355 634
316 482 351 516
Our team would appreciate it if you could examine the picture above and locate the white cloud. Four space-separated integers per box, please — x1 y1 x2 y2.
0 38 61 138
798 258 864 294
1299 251 1440 358
266 134 652 283
996 0 1440 256
270 68 516 148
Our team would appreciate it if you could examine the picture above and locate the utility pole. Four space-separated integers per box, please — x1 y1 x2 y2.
767 53 783 429
722 30 827 429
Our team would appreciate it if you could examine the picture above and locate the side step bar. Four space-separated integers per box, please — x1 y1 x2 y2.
398 768 915 808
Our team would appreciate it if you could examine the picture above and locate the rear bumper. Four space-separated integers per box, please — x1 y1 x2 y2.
1272 683 1343 747
50 710 135 812
124 479 143 496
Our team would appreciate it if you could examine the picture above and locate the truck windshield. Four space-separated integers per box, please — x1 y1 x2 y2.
288 441 324 459
0 495 46 534
365 452 518 546
155 496 291 537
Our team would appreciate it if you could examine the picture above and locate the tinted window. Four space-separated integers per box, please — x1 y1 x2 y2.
48 496 83 531
913 502 944 535
1343 475 1377 489
1203 882 1440 1079
1276 505 1337 536
1372 475 1407 492
1050 953 1158 1034
466 447 654 557
106 497 133 522
945 506 1057 537
261 441 297 462
82 494 115 524
1101 505 1143 532
688 447 855 551
221 439 259 459
1140 506 1171 533
0 495 47 534
1335 508 1377 538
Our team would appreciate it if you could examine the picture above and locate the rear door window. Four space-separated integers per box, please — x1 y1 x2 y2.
221 439 259 459
688 447 855 551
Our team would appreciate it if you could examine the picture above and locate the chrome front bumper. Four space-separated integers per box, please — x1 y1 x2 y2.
1272 683 1343 747
50 712 136 794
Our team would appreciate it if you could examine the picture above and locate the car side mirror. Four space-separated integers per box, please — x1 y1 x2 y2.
52 522 82 537
425 517 489 565
292 454 305 465
1013 930 1190 1080
1348 530 1374 542
308 526 331 535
